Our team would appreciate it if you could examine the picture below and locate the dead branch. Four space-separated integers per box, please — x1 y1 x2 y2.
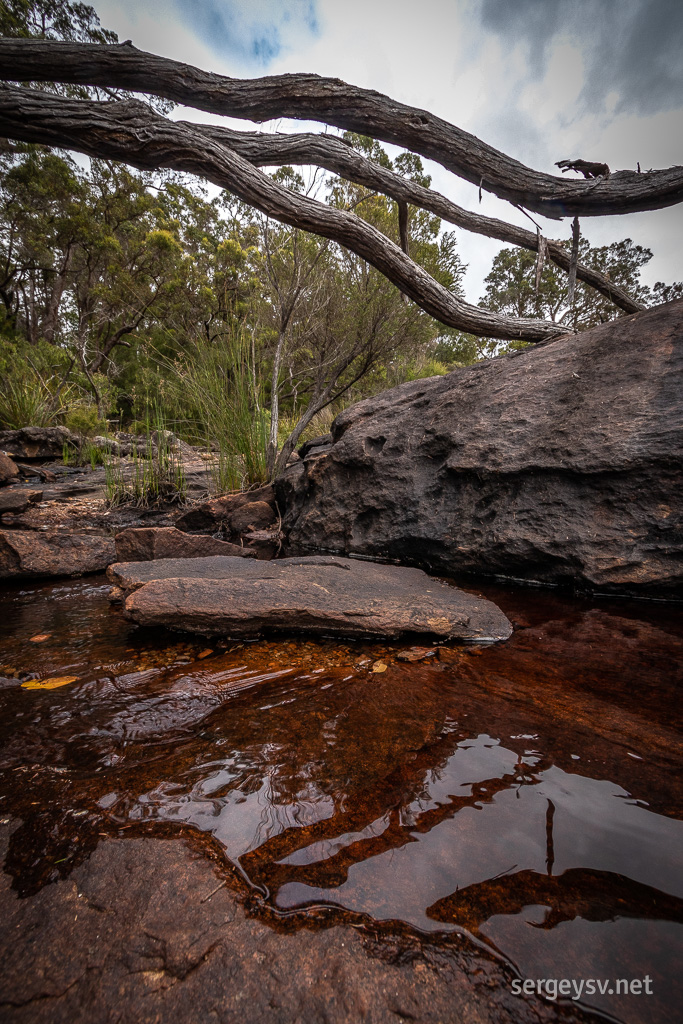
0 39 680 218
0 84 571 342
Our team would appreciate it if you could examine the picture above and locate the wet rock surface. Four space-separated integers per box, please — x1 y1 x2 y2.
111 554 513 640
0 577 680 1024
0 528 115 578
115 526 256 562
0 830 594 1024
280 302 683 596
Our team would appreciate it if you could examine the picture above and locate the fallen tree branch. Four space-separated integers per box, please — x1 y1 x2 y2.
0 38 681 218
199 123 645 314
0 85 570 341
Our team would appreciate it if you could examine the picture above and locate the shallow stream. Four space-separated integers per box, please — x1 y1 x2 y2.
0 575 681 1023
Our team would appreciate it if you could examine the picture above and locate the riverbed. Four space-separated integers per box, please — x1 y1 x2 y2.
0 575 681 1023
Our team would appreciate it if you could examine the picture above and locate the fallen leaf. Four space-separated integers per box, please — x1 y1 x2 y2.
371 661 388 673
29 634 51 643
198 649 213 659
396 647 437 663
22 676 79 690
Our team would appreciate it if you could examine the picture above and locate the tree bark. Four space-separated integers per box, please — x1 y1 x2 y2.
200 124 645 314
0 84 571 342
0 39 680 218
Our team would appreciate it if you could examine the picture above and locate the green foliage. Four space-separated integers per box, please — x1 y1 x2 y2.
64 405 104 438
0 346 77 428
0 0 117 42
104 414 186 508
480 237 678 332
165 332 269 491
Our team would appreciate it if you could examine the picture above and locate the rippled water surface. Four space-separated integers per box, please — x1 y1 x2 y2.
0 575 681 1023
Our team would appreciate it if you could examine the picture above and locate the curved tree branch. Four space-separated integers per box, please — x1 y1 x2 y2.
0 84 570 342
200 124 645 315
0 39 681 218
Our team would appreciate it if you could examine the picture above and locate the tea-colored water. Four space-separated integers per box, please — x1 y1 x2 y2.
0 575 681 1023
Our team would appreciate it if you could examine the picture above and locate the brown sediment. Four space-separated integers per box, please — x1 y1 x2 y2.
0 575 681 1023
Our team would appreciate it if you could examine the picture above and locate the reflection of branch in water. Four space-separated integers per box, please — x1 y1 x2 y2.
426 867 683 935
545 799 555 877
240 759 548 897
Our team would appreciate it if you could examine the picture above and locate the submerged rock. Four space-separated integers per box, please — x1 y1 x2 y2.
0 529 115 578
278 302 683 596
115 526 256 562
111 553 512 640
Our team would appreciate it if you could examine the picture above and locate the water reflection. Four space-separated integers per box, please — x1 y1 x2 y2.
0 576 681 1022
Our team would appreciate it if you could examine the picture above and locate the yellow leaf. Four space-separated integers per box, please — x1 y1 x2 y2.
22 676 79 690
371 661 388 673
29 634 51 643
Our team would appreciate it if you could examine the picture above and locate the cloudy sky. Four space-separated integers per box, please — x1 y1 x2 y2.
96 0 683 302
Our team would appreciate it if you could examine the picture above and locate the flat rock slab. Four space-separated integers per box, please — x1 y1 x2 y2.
112 554 512 640
115 526 256 562
0 529 115 578
0 488 42 515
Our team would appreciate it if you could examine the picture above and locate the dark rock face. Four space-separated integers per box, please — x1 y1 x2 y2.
0 488 41 515
0 529 115 578
115 526 256 562
0 426 75 459
0 831 579 1024
0 452 19 486
175 484 275 533
279 302 683 595
112 554 512 641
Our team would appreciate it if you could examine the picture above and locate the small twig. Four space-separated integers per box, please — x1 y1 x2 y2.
567 215 580 309
200 879 227 903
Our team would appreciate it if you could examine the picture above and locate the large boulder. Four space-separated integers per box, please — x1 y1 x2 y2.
115 526 257 562
111 554 512 641
0 529 115 578
0 426 76 460
278 302 683 596
0 452 19 486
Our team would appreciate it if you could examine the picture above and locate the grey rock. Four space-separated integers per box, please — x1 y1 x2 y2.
0 426 76 459
115 526 256 562
278 302 683 596
0 529 115 578
0 489 41 515
111 554 512 641
0 452 19 486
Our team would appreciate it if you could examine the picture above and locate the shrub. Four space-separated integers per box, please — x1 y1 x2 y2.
64 406 105 438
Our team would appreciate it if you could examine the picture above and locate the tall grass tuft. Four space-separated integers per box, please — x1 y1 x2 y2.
104 411 186 508
168 331 269 492
0 369 76 430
